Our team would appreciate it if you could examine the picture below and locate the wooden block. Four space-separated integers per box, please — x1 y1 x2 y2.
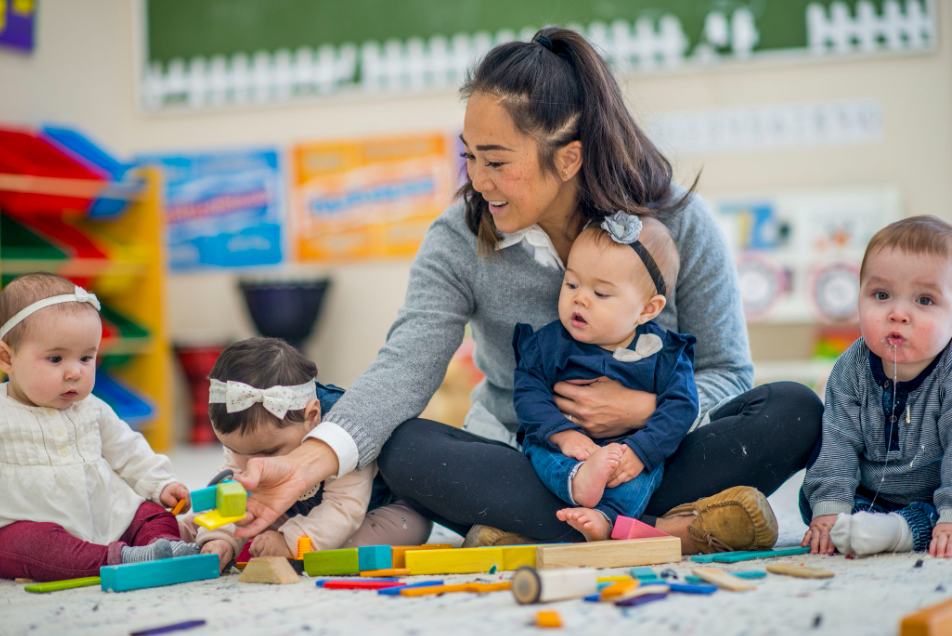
766 563 834 579
611 516 672 540
630 567 657 580
358 545 392 571
216 481 247 517
599 580 639 600
100 554 219 592
691 568 756 592
689 554 717 563
24 576 100 593
536 611 563 628
14 578 33 583
360 568 411 577
901 597 952 636
194 509 246 530
610 583 670 603
303 549 359 576
296 536 312 560
170 499 186 516
686 570 765 583
535 537 680 570
668 582 717 595
405 547 503 575
377 580 444 595
321 580 404 590
238 557 301 584
501 545 537 570
712 547 810 563
399 581 510 597
189 485 218 513
511 567 599 604
391 544 453 569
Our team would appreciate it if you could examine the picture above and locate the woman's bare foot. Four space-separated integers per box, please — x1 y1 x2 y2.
570 444 623 507
557 507 612 541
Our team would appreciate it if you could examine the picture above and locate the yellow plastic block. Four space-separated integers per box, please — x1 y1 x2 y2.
500 545 536 570
597 576 633 583
391 544 453 569
536 611 563 628
194 510 246 531
405 547 504 575
296 537 312 560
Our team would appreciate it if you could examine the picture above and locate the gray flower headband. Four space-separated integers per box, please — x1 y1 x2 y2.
599 211 667 298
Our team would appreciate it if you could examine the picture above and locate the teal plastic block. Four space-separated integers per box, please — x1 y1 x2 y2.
304 549 360 576
689 554 717 563
358 545 392 571
190 485 218 513
216 481 246 517
100 554 218 592
685 570 766 584
630 567 657 579
711 547 810 563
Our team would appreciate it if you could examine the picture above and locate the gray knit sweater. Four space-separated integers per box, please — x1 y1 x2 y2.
327 189 754 468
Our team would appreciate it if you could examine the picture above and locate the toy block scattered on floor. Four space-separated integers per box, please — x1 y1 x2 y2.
668 582 717 595
499 545 537 570
405 547 504 575
321 580 405 590
100 554 219 592
377 580 444 595
24 576 100 593
399 581 510 597
295 537 312 560
901 597 952 636
170 499 186 516
391 544 453 569
238 557 301 584
691 567 756 592
216 481 247 517
358 545 392 571
535 611 562 628
303 549 360 576
194 509 246 531
686 570 765 583
189 485 218 514
710 546 810 563
535 537 680 569
766 563 834 579
361 568 411 577
611 515 672 540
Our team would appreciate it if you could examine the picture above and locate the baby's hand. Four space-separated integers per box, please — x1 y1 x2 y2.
606 445 643 488
549 430 599 461
250 530 293 559
160 482 191 512
801 514 838 554
929 522 952 558
201 539 234 573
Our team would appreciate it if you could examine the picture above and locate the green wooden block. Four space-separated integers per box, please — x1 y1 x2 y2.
100 554 219 592
711 547 810 563
216 481 247 517
24 576 100 593
303 549 359 576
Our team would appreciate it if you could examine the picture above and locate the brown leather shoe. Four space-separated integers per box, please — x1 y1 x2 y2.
461 524 536 548
662 486 778 554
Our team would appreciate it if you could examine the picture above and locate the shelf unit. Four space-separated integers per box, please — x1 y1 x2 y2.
0 127 172 451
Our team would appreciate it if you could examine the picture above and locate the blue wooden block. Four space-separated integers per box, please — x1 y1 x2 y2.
358 545 392 571
377 580 444 595
630 566 658 579
711 547 810 563
668 582 718 595
190 485 218 513
689 554 717 563
100 554 219 592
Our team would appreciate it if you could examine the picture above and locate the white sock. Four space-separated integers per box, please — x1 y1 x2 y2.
829 513 853 555
850 511 913 556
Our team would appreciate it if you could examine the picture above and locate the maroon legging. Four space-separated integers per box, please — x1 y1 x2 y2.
0 502 180 582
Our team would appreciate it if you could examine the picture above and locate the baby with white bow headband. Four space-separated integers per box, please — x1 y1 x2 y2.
0 272 198 582
512 213 700 541
196 337 432 571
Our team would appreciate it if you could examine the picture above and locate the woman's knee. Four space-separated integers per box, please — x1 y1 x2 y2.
767 381 823 436
378 418 446 480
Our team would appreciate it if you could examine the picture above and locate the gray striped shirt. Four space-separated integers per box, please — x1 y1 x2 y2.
803 338 952 523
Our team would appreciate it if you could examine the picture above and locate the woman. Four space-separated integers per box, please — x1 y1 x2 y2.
234 27 822 554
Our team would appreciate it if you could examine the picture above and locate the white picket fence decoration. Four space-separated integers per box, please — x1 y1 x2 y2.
141 1 933 111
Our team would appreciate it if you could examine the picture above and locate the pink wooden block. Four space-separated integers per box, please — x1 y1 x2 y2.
611 515 672 540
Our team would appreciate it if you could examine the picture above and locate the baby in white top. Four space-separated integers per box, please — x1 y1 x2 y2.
0 272 198 582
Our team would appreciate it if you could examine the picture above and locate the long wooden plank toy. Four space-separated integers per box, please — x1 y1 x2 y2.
100 554 219 592
535 537 680 569
691 567 757 592
24 576 101 593
405 547 504 575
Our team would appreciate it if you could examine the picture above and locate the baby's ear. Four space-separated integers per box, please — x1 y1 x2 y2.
303 398 322 430
0 341 13 374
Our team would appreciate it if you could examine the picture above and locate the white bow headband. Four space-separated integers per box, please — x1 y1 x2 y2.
209 379 317 419
0 286 101 341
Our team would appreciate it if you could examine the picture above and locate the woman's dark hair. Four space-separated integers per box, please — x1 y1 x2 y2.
208 337 318 435
459 26 697 253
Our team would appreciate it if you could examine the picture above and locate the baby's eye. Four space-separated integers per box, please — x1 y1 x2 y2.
564 282 578 289
48 356 62 363
917 296 934 306
594 292 609 299
81 356 95 363
874 291 889 301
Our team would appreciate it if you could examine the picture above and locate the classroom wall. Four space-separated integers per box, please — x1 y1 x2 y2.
2 0 951 440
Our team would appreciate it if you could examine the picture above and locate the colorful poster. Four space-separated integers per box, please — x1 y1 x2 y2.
0 0 35 52
138 149 284 271
292 133 457 262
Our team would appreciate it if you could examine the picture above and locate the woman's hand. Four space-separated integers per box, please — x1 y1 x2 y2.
553 377 656 438
232 438 340 538
250 531 293 559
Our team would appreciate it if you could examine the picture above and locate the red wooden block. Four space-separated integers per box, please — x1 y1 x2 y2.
611 515 673 540
321 580 404 590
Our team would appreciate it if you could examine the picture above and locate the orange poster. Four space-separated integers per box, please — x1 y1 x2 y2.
292 133 458 262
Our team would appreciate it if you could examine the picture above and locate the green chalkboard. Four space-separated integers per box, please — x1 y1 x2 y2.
145 0 899 65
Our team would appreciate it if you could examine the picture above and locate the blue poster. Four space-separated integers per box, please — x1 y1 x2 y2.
138 149 284 270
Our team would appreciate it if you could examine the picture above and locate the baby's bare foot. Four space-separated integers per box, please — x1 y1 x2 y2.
556 507 612 541
570 444 623 508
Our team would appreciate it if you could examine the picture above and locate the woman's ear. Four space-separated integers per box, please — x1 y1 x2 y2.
303 398 322 432
638 295 667 324
557 140 583 181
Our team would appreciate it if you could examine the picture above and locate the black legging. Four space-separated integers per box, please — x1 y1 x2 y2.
377 381 822 543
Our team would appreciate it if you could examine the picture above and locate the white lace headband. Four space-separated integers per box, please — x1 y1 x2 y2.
0 286 101 341
209 379 317 419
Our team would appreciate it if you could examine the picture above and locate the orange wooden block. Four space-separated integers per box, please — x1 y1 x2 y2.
171 499 186 516
400 581 511 597
360 568 411 577
391 544 454 569
600 580 639 600
536 611 563 628
901 597 952 636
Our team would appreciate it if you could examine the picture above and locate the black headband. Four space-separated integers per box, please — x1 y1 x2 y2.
630 241 667 299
